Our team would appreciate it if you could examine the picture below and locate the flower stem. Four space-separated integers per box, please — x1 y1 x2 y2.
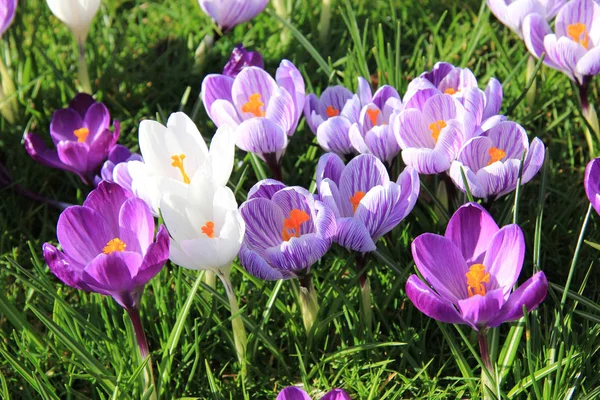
525 55 537 109
216 266 248 377
194 33 215 70
318 0 332 44
477 330 494 400
0 55 17 124
126 307 157 400
202 270 217 303
264 152 283 182
77 41 92 94
299 274 319 335
578 81 599 158
356 253 372 332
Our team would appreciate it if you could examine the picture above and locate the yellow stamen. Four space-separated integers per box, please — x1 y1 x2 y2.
326 105 340 117
102 238 126 255
242 93 266 117
350 191 366 213
74 127 90 143
171 154 191 184
201 221 215 238
487 147 506 166
281 209 310 241
366 109 381 126
466 263 491 297
567 22 589 49
428 120 447 142
444 88 458 95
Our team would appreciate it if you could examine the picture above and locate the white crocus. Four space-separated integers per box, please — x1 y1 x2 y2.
128 112 237 216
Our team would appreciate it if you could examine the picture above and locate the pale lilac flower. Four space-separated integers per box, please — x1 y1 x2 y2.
94 145 142 192
584 157 600 215
199 0 269 32
0 0 17 37
487 0 567 37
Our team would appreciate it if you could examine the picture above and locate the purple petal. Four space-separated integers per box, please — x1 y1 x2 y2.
457 288 505 329
546 36 586 80
555 0 595 39
135 225 170 286
483 224 525 296
522 137 545 184
523 14 559 69
50 108 83 145
119 197 155 254
395 108 434 149
247 179 287 200
322 389 352 400
232 66 278 120
357 76 373 105
372 85 401 110
276 387 312 400
576 46 600 76
266 234 330 273
476 159 522 198
69 93 96 118
405 275 465 325
320 86 354 114
334 216 377 252
316 152 345 188
276 60 306 131
83 103 111 143
199 0 268 31
43 243 88 291
456 136 494 172
240 197 285 253
403 88 438 110
401 148 452 174
338 154 390 216
488 272 548 327
82 252 143 300
23 133 71 171
201 74 235 121
318 178 342 218
423 93 458 122
271 187 316 235
239 245 291 280
265 88 297 135
362 125 401 165
585 157 600 215
313 200 337 241
235 118 287 161
56 141 90 177
483 78 503 120
222 44 264 78
316 116 354 156
83 181 131 234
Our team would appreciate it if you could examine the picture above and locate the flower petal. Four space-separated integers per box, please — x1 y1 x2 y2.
401 148 451 175
240 197 285 253
457 288 505 329
247 179 287 200
266 234 329 273
202 74 235 120
316 116 354 156
322 389 353 400
488 272 548 327
316 152 345 188
43 243 88 291
276 387 312 400
483 224 526 296
239 245 292 280
334 216 377 252
135 225 170 285
236 118 288 161
405 275 465 324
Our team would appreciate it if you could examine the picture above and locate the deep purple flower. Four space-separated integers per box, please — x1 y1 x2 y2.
42 182 170 310
276 387 351 400
584 157 600 215
487 0 567 37
0 0 17 37
24 93 121 185
223 44 264 78
449 121 545 199
317 153 419 253
202 61 305 164
93 145 142 192
406 202 548 330
238 180 336 280
198 0 268 32
523 0 600 85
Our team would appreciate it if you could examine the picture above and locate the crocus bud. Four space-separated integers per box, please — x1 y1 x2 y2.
0 0 17 37
198 0 268 32
46 0 100 44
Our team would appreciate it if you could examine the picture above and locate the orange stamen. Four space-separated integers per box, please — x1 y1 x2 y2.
428 120 447 142
366 109 381 126
567 22 589 49
487 147 506 166
326 105 340 117
242 93 266 117
74 127 90 143
466 264 491 297
444 88 457 95
201 221 215 238
103 238 126 255
281 209 310 241
350 191 366 213
171 154 191 184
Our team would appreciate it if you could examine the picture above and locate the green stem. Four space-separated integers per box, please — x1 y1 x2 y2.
0 55 16 123
126 307 157 400
202 270 217 303
77 41 92 94
299 274 319 335
318 0 332 44
356 253 372 332
525 55 537 109
194 34 215 70
478 330 494 400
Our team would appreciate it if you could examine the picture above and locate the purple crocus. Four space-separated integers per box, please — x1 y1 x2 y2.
238 180 336 280
198 0 268 32
406 202 548 330
449 121 545 200
486 0 567 37
0 0 17 37
24 93 120 185
317 153 420 252
223 44 264 78
584 157 600 215
523 0 600 85
42 182 170 310
276 387 351 400
202 61 305 179
93 145 142 192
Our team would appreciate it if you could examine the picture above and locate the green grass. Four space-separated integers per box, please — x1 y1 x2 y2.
2 0 600 398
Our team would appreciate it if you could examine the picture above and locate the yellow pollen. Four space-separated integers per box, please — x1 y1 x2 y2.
350 191 366 213
428 120 447 142
444 88 458 95
103 238 126 255
281 209 310 241
366 109 381 126
466 264 491 297
326 105 340 117
74 127 90 143
171 154 191 184
242 93 266 117
201 221 215 238
488 147 506 166
567 22 589 49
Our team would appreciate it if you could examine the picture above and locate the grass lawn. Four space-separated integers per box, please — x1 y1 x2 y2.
1 0 600 398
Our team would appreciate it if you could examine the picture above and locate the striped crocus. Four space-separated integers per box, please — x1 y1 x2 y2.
201 61 305 179
406 202 548 330
277 387 351 400
222 44 264 78
24 93 120 185
584 157 600 215
316 153 420 253
449 121 545 200
198 0 268 32
487 0 567 37
0 0 17 37
94 145 142 193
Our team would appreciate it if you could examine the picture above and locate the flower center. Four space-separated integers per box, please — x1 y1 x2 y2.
171 154 191 184
74 127 90 143
444 88 458 95
281 209 310 241
103 238 126 255
567 22 589 49
326 105 340 118
242 93 266 117
466 263 491 297
350 191 366 213
201 221 215 238
428 120 447 142
366 109 380 126
487 147 506 166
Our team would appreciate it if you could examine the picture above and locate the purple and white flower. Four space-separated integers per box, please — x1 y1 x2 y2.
94 145 142 192
0 0 17 37
487 0 567 37
276 387 351 400
198 0 268 32
223 44 264 78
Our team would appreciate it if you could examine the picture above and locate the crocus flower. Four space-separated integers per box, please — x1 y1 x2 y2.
198 0 269 32
42 181 170 311
127 112 237 216
93 145 142 193
223 44 264 78
449 121 545 199
0 0 17 37
523 0 600 85
486 0 567 37
276 387 352 400
46 0 100 44
239 180 336 280
406 202 548 330
24 93 120 185
316 153 419 253
584 157 600 215
201 61 305 178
